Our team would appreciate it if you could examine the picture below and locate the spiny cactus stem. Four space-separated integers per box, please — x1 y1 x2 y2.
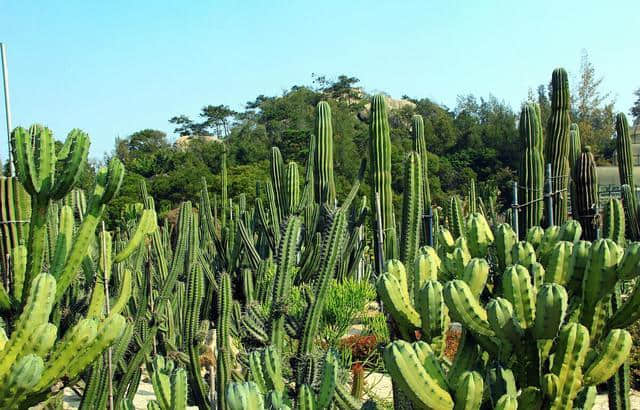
545 163 554 227
100 222 114 410
512 181 519 239
374 192 384 275
24 197 48 300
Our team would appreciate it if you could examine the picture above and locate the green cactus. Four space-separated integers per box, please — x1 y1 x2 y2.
0 176 30 282
148 356 188 410
217 272 233 410
518 103 544 236
227 381 264 410
573 147 599 240
545 68 572 225
603 198 625 244
615 113 640 240
383 340 454 409
400 151 423 295
412 114 433 244
314 101 337 207
10 125 89 300
369 94 397 270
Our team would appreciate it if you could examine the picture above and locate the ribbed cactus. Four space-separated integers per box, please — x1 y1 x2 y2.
412 115 433 245
399 151 422 295
545 68 572 225
518 103 544 237
216 272 233 410
148 356 188 410
10 125 89 300
377 215 637 409
369 94 397 271
603 198 625 244
616 113 640 240
573 146 599 240
0 176 30 282
314 101 336 207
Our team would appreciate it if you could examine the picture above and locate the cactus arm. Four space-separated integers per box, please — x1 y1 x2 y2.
549 323 590 410
583 329 632 385
0 273 55 378
113 209 157 263
443 280 494 337
383 340 454 410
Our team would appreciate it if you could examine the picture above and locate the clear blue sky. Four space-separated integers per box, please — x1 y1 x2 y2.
1 1 638 159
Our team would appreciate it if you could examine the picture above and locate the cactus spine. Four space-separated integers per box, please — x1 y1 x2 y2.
545 68 572 225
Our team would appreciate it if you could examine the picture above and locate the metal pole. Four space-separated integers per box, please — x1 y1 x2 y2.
545 163 554 227
0 43 14 176
512 181 519 239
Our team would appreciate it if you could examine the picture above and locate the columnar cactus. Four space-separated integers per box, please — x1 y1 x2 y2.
314 101 336 207
217 272 233 410
412 114 433 244
399 152 423 293
0 176 30 280
616 113 640 240
518 103 544 236
573 147 599 240
545 68 572 225
369 94 397 271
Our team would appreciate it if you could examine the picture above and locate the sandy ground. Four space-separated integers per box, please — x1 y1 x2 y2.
58 378 199 410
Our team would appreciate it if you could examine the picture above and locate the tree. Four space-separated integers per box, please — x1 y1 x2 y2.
573 50 615 155
200 104 237 138
631 88 640 123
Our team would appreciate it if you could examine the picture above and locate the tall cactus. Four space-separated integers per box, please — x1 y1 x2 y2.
545 68 572 225
10 125 89 300
574 147 599 240
518 103 544 237
314 101 336 207
412 115 432 245
400 152 423 295
569 123 581 217
369 95 397 272
217 272 233 410
616 113 640 240
0 177 30 280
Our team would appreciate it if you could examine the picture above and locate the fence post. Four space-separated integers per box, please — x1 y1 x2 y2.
545 163 554 227
512 181 519 239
